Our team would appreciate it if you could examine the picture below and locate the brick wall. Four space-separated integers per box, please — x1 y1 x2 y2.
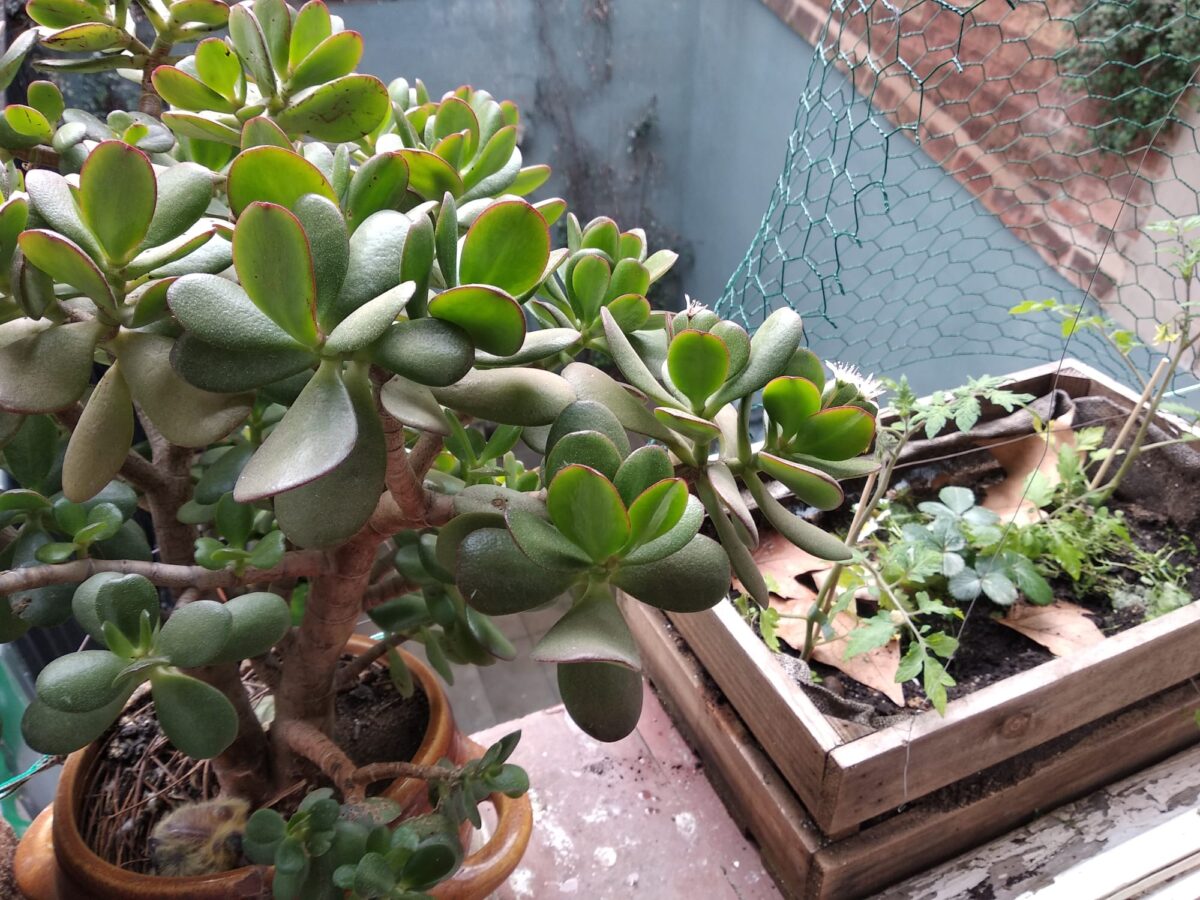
759 0 1177 304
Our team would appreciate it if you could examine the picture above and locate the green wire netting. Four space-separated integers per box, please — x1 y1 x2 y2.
716 0 1200 396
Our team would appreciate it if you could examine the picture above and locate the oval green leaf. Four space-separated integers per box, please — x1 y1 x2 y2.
21 691 130 755
150 668 238 759
456 528 578 616
371 317 473 388
458 200 549 297
398 149 464 200
790 407 876 461
152 65 238 113
115 331 252 447
234 360 356 500
62 362 134 503
756 452 844 511
168 273 305 351
18 230 114 310
625 478 688 550
545 430 623 485
209 592 291 663
287 30 362 92
226 145 337 216
35 649 127 713
428 284 525 357
762 376 822 440
557 661 642 743
273 371 385 548
430 368 574 426
0 320 103 413
157 599 232 668
532 588 639 669
613 533 731 613
546 464 629 563
707 308 804 413
233 201 319 346
667 330 730 410
275 75 389 142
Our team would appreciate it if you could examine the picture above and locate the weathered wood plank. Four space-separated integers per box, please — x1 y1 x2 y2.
652 359 1200 841
819 600 1200 833
625 590 1200 899
814 679 1200 899
887 733 1200 899
624 598 820 899
665 599 842 815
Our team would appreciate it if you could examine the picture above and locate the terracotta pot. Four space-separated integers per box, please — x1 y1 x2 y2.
14 636 532 899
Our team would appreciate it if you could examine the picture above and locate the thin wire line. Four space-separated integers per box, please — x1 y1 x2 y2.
888 47 1200 807
939 59 1200 679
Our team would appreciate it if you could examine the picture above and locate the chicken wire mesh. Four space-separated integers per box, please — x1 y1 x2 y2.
717 0 1200 396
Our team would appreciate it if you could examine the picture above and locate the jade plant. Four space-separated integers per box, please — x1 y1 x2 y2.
0 0 875 888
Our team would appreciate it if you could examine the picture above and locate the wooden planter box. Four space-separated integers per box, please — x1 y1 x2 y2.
625 359 1200 899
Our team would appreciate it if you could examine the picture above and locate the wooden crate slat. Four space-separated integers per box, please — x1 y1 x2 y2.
624 598 1200 899
659 358 1200 835
812 680 1200 899
623 599 819 898
665 599 842 814
819 599 1200 833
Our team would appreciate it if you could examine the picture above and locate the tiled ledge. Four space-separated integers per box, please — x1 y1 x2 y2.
473 685 782 899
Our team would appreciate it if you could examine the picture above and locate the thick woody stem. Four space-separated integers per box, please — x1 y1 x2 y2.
7 145 61 170
138 39 172 117
136 411 274 800
189 663 272 804
383 421 429 522
0 552 328 595
277 719 364 800
277 719 452 803
139 411 198 575
272 536 377 780
272 382 457 782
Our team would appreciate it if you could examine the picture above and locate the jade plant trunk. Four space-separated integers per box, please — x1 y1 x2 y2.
0 0 877 892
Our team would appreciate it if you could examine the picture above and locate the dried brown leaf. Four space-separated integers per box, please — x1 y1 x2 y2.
996 600 1105 657
979 409 1075 525
740 529 835 601
772 603 904 705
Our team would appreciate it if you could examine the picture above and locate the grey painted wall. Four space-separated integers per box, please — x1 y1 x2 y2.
341 0 1109 391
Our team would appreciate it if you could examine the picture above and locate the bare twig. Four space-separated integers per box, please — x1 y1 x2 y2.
250 656 282 692
278 667 456 801
7 145 61 169
408 432 445 479
335 632 406 690
1088 357 1171 490
276 719 363 799
139 38 173 117
278 718 455 804
0 551 328 594
363 574 415 608
349 760 453 786
376 392 453 529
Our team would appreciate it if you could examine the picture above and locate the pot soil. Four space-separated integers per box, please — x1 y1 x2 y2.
13 635 532 900
798 458 1196 718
